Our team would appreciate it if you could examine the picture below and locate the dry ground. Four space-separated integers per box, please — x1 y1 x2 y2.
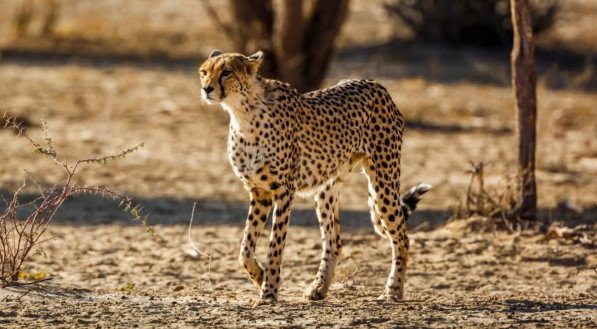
0 0 596 327
1 218 596 328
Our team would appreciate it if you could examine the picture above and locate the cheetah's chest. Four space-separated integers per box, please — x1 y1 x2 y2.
227 132 271 189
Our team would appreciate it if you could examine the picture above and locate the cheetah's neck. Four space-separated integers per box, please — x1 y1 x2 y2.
221 82 267 139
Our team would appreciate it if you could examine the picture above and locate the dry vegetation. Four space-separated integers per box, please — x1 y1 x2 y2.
0 115 154 286
0 0 595 327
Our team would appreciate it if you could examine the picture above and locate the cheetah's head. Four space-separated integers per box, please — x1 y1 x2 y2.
198 50 264 105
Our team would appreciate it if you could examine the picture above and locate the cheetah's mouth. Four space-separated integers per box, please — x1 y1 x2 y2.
203 95 224 105
201 90 221 104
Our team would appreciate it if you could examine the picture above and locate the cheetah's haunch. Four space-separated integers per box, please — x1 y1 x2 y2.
198 50 431 303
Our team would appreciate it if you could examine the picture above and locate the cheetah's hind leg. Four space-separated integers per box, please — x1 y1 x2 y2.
304 182 342 301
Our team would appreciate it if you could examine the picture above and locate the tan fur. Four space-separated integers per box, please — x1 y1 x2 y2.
198 50 428 303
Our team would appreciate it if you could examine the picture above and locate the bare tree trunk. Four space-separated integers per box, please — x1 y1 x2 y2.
228 0 277 77
510 0 537 220
300 0 349 92
273 0 349 92
274 0 305 86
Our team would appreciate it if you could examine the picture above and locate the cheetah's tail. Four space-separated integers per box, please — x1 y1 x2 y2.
401 183 432 220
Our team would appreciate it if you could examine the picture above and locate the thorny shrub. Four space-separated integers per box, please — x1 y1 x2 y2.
0 114 157 286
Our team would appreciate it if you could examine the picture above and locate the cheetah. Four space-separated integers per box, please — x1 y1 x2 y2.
198 50 431 303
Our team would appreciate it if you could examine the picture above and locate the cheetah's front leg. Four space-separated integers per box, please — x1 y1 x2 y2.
239 188 272 290
257 188 294 303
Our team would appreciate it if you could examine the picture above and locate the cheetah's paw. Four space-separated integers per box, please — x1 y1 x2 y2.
251 296 277 307
377 290 403 302
304 282 328 301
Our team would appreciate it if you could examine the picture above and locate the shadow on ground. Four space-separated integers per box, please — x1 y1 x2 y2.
2 190 595 230
0 187 451 229
335 42 597 91
0 190 450 230
2 42 596 91
504 299 597 313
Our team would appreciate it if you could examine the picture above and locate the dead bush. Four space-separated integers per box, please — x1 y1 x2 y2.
0 114 156 286
454 162 534 231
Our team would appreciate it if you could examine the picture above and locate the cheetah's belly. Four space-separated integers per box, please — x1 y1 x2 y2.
295 142 360 192
294 103 368 192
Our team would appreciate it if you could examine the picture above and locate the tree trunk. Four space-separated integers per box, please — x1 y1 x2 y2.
273 0 349 92
299 0 349 92
228 0 277 78
274 0 305 86
215 0 349 92
510 0 537 220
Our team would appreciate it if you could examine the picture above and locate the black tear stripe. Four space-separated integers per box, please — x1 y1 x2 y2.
209 57 225 98
219 73 226 98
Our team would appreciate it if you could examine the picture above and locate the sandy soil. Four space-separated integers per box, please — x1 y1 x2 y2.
0 0 596 327
1 64 594 324
1 218 596 328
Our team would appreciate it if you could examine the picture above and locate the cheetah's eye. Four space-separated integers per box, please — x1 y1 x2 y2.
200 70 207 76
221 70 232 78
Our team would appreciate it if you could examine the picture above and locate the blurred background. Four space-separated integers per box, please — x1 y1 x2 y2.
0 0 595 228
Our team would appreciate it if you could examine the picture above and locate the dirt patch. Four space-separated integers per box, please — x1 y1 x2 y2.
0 1 596 327
1 218 595 327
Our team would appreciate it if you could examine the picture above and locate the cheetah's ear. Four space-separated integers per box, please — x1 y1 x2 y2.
245 51 264 75
247 51 264 62
209 49 223 58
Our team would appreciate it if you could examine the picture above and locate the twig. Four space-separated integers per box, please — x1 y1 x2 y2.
188 202 213 291
14 287 34 301
1 276 53 288
576 264 597 275
12 277 53 286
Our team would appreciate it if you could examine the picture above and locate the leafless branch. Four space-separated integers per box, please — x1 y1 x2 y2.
1 116 155 285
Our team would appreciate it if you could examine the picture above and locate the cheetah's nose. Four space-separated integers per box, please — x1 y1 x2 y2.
203 86 214 94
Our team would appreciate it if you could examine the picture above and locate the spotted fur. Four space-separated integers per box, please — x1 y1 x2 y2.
198 50 431 303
